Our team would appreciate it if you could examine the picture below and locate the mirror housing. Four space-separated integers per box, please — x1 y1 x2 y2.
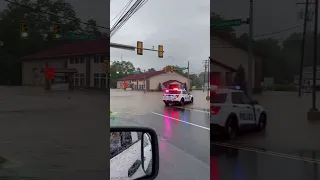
110 126 159 180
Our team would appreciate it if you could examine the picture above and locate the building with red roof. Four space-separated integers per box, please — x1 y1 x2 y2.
117 70 192 91
21 39 110 88
210 34 264 92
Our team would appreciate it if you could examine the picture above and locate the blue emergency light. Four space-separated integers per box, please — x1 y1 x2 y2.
233 85 240 90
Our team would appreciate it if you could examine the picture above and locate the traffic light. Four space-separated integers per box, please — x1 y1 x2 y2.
20 21 28 39
137 41 143 55
158 45 163 58
163 67 167 73
170 66 174 72
53 24 61 39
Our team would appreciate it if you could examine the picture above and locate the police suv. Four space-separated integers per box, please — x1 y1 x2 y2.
210 86 267 139
162 88 193 106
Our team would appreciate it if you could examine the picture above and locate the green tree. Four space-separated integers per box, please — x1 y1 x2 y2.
235 65 246 93
0 0 83 85
189 74 201 87
84 19 102 37
148 68 155 72
109 61 135 88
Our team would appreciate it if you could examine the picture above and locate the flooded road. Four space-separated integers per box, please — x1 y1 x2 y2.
0 86 109 180
111 89 210 180
211 144 320 180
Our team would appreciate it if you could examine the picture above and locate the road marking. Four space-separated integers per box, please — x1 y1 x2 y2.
151 112 210 130
212 141 320 164
175 107 210 114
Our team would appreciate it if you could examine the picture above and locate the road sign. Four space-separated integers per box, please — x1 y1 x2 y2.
212 19 243 28
45 67 55 80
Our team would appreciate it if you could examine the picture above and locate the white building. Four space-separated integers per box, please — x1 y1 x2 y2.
21 39 110 89
117 70 192 91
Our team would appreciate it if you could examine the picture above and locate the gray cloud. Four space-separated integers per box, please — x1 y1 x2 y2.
110 0 210 74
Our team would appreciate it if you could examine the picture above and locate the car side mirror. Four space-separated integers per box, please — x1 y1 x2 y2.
110 127 159 180
251 100 259 105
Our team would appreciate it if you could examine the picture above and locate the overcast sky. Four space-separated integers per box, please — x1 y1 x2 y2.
110 0 210 74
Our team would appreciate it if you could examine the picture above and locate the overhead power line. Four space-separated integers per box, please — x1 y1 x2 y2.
4 0 110 31
111 0 134 24
110 0 148 38
253 25 302 38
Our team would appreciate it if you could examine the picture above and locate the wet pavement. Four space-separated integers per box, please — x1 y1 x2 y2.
0 86 109 180
211 91 320 180
213 91 320 152
111 89 210 180
211 144 320 180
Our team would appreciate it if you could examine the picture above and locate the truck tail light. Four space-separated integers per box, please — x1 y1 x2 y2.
211 106 221 115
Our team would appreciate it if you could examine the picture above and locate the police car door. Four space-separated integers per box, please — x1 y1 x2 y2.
182 90 189 101
231 92 255 128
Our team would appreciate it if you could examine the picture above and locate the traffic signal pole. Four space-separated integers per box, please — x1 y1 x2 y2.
298 0 310 97
187 61 190 91
247 0 254 98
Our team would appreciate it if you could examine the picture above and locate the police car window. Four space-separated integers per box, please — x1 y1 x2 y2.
241 93 251 104
211 93 227 103
168 90 181 94
182 91 187 94
231 92 244 104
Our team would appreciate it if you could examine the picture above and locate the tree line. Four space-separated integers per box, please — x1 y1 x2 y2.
109 60 208 88
0 0 107 85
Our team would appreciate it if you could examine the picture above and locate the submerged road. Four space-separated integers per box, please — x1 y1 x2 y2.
211 143 320 180
111 89 210 180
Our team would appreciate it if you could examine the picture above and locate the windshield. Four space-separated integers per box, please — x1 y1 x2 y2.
211 93 227 103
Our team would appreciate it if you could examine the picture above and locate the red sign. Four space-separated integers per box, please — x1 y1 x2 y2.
123 82 128 88
45 67 55 80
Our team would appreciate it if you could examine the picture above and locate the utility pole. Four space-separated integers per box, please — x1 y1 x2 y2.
187 61 190 91
203 59 210 100
298 0 310 97
247 0 254 99
308 0 320 121
203 60 207 92
144 69 146 93
207 57 210 100
312 0 318 110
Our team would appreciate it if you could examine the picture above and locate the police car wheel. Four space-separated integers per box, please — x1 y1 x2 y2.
225 118 237 140
180 98 185 106
191 97 193 103
257 114 267 131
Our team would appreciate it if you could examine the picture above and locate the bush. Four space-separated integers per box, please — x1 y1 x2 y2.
264 84 297 92
157 83 162 91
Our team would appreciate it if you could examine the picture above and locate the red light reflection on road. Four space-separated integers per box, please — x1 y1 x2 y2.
163 109 172 139
211 156 220 180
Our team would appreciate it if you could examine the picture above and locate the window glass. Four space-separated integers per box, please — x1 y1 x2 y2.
211 93 227 103
231 92 243 104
